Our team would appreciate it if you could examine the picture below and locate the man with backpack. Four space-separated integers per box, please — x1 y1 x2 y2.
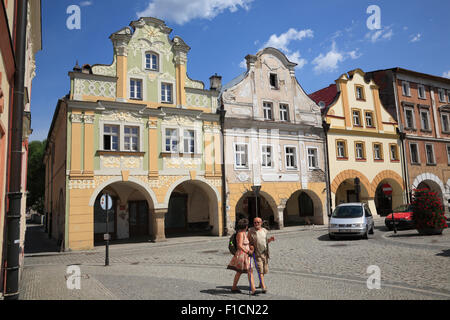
248 217 275 294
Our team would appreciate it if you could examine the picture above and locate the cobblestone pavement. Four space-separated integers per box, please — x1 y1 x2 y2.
19 220 450 300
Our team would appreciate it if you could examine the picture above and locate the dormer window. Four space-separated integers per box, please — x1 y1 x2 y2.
145 52 159 71
269 73 278 89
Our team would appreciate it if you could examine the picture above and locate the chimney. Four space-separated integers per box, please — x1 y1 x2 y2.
210 73 222 91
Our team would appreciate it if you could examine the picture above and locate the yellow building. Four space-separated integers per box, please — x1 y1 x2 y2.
310 69 406 216
44 17 223 251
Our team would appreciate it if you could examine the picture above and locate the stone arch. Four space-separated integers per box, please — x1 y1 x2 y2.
371 170 405 192
89 176 158 208
284 189 324 225
163 177 221 236
411 173 445 197
331 170 372 196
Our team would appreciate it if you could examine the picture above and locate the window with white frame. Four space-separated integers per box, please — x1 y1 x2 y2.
235 144 248 168
441 113 450 133
410 143 419 164
425 144 435 164
373 143 383 160
183 130 195 153
336 140 347 158
365 112 374 127
124 126 139 151
161 83 173 103
352 110 361 126
402 81 410 96
418 84 426 99
145 52 159 71
103 125 119 151
404 107 415 129
261 146 273 168
165 128 178 152
130 79 142 100
280 104 289 122
356 86 365 100
438 89 446 102
263 102 273 120
390 144 399 161
307 148 318 169
420 109 431 131
285 146 297 169
355 142 365 160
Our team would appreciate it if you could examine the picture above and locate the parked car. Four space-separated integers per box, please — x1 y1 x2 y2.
385 205 414 230
328 203 375 240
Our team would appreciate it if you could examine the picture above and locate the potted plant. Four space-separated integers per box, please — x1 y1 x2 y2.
411 189 448 235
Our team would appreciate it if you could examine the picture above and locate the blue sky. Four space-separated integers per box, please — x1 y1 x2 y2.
30 0 450 141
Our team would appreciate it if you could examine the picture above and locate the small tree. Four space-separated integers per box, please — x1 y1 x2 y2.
411 189 448 230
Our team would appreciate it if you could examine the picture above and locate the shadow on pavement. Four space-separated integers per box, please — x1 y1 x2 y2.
200 286 254 297
25 222 60 254
436 249 450 258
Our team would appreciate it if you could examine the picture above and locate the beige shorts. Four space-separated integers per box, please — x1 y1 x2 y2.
254 254 269 274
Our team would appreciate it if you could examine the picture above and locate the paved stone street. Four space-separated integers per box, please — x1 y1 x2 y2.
19 220 450 300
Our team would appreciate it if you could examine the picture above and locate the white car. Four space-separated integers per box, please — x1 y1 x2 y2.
328 203 375 240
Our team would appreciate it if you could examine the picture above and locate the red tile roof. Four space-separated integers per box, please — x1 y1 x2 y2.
309 84 338 108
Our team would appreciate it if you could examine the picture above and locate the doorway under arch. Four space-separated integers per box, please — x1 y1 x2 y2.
165 180 219 237
93 181 155 244
235 192 277 229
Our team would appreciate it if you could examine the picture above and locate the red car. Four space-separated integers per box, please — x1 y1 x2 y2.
385 205 414 230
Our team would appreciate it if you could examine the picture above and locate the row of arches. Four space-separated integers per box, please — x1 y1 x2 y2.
90 178 220 244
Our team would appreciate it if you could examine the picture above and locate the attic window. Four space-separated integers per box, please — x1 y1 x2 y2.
269 73 278 89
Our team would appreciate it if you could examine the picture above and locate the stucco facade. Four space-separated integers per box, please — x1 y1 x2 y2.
367 68 450 214
311 69 406 216
45 18 223 251
221 48 327 232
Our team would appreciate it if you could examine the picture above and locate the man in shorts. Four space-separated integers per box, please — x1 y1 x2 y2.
248 217 275 293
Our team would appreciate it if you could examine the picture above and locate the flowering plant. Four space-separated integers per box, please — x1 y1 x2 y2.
411 189 448 230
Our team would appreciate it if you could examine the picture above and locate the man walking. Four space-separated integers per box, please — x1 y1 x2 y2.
248 217 275 293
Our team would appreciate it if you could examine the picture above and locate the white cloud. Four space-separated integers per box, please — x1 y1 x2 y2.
260 28 313 70
80 1 93 6
263 28 314 52
285 51 307 69
410 33 422 43
312 42 361 74
365 26 393 43
443 71 450 79
137 0 253 25
239 59 246 69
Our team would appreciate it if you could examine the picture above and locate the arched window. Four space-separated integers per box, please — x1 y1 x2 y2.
145 52 159 71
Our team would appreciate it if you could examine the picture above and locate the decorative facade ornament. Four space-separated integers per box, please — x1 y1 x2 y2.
100 111 143 123
70 114 83 123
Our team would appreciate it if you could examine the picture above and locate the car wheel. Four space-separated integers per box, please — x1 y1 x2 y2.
369 224 374 235
363 227 369 240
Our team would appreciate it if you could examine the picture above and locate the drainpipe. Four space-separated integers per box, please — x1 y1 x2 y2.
5 0 28 300
322 120 332 218
218 105 228 235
